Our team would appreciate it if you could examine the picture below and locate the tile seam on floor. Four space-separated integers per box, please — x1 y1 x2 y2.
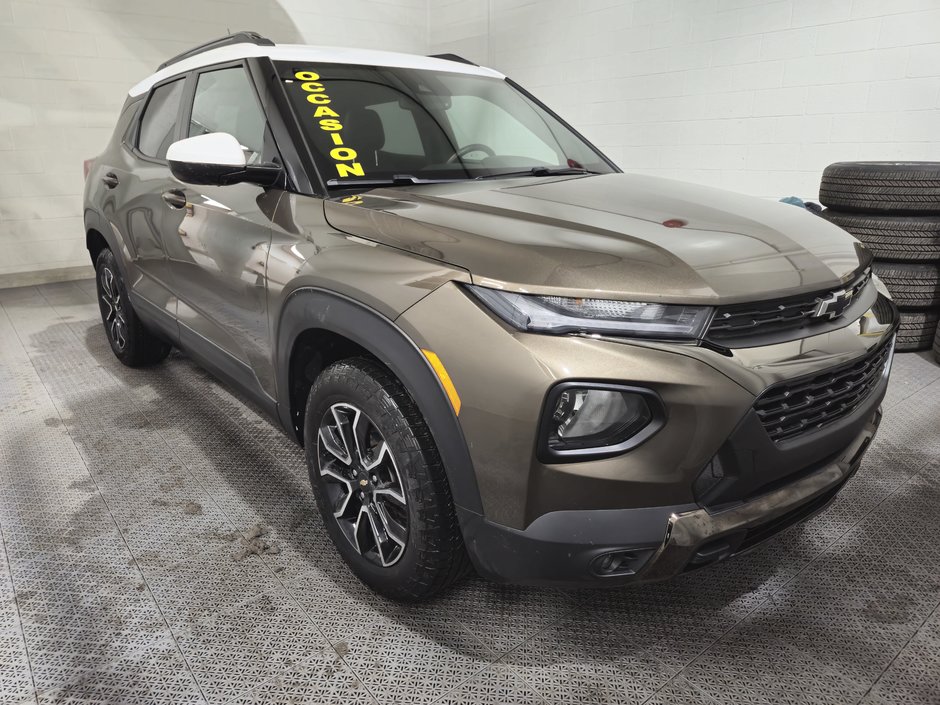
0 522 39 705
42 294 383 703
634 449 940 705
451 589 570 705
16 289 211 704
0 300 61 705
854 575 940 703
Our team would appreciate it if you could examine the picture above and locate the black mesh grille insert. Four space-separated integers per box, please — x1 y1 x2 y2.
707 269 871 343
754 342 892 443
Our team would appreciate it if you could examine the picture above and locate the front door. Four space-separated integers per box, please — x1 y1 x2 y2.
162 63 282 403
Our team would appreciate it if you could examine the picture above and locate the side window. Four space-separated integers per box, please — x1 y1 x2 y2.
138 78 185 160
368 101 424 156
189 67 268 165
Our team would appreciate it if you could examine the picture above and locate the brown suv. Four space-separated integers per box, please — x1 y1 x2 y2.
83 33 898 600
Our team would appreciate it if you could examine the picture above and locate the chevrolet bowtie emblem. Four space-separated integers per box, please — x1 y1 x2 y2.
813 289 851 319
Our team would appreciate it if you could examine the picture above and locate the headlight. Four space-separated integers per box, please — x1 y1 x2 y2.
538 383 665 461
466 285 712 339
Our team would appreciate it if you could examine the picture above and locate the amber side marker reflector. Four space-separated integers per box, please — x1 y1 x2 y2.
662 219 687 228
421 349 461 416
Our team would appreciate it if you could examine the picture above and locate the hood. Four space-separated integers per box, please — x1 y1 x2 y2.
323 173 870 305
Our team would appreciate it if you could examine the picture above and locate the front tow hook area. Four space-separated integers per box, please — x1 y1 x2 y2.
639 407 882 580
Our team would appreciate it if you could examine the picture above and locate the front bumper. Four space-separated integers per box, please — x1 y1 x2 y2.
459 406 881 586
397 283 897 585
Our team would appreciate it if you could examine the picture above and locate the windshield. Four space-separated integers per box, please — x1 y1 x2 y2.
275 61 616 187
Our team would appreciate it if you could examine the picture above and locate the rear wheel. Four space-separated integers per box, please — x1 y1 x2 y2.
303 357 469 600
94 249 171 367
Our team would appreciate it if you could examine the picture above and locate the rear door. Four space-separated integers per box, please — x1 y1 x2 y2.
108 75 188 340
162 61 281 404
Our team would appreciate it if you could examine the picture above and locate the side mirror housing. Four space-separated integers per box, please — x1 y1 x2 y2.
166 132 281 187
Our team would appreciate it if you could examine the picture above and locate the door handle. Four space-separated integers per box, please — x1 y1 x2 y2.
161 189 187 209
101 172 119 189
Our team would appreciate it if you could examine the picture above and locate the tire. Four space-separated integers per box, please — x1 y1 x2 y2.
896 310 940 352
934 318 940 364
872 263 940 309
821 211 940 262
303 357 469 601
819 162 940 215
94 249 171 367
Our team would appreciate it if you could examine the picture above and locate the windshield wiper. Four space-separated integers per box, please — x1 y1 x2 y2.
474 166 600 180
327 174 463 188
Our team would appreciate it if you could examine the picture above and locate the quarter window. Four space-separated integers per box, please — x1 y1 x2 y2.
138 78 185 160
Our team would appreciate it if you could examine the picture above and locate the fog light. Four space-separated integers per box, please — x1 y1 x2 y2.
549 388 652 451
590 548 655 576
538 383 664 462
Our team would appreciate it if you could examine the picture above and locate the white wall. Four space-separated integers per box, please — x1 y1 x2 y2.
0 0 426 285
430 0 940 201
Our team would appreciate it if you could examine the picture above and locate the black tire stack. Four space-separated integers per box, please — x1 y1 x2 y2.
819 162 940 359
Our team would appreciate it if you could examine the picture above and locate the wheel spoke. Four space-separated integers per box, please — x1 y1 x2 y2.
100 295 114 320
319 466 354 517
110 318 126 350
101 269 114 299
332 405 357 464
353 503 375 557
318 427 351 465
373 498 407 551
369 442 407 506
351 409 373 467
362 440 389 472
373 486 406 507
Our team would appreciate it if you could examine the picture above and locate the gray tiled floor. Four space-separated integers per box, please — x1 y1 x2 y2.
1 279 939 705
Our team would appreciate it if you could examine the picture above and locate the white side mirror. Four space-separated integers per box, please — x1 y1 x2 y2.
168 132 246 167
166 132 279 187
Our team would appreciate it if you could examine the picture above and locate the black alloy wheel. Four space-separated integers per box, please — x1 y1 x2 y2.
317 401 409 568
94 248 171 367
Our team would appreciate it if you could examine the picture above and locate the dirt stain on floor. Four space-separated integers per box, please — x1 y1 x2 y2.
231 524 281 561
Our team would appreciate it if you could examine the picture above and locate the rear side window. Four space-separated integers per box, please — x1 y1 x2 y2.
138 78 185 160
188 67 267 165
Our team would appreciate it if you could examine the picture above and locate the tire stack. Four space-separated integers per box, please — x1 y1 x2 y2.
819 162 940 359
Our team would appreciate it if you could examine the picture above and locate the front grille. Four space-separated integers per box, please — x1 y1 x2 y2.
754 341 892 443
707 269 871 343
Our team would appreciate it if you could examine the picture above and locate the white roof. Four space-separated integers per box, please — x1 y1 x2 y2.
129 43 504 97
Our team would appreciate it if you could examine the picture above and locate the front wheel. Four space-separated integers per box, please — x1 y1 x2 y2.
304 358 469 601
94 249 171 367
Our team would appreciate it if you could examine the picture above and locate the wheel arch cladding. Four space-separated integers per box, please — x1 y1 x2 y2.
84 209 125 275
276 288 484 515
86 228 109 264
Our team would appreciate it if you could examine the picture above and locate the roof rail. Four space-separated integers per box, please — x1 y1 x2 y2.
428 53 478 66
157 31 275 71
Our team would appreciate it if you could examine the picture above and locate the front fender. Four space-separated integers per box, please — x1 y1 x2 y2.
275 288 484 515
